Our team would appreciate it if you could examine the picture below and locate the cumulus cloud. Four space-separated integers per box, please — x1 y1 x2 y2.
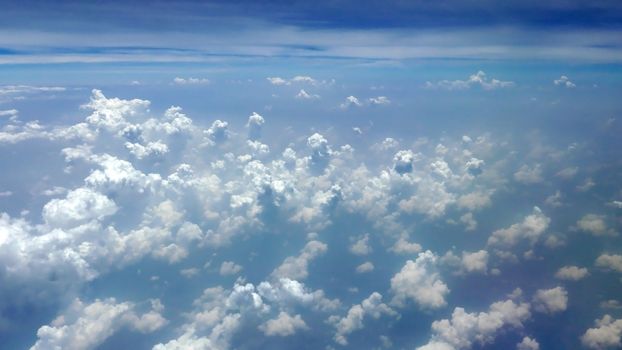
555 266 588 281
258 311 308 336
246 112 265 140
581 315 622 349
514 164 543 184
425 71 514 90
416 297 531 349
340 95 363 109
272 240 327 280
30 298 166 350
390 251 449 309
577 214 616 236
295 89 320 99
350 233 372 255
533 286 568 314
220 261 243 276
595 254 622 273
554 75 576 88
517 336 540 350
356 261 375 273
329 292 397 345
173 77 209 85
487 207 550 247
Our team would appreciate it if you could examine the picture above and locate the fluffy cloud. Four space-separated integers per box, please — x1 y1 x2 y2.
390 251 449 309
173 77 209 85
356 261 375 273
272 240 327 280
555 266 588 281
258 312 308 336
581 315 622 349
417 297 531 349
577 214 616 236
220 261 243 276
517 336 540 350
42 188 117 228
295 89 320 99
554 75 576 88
532 287 568 314
425 71 514 90
350 233 372 255
595 254 622 273
329 292 397 345
487 207 550 247
30 298 166 350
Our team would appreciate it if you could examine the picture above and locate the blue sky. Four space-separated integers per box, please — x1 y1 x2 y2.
0 1 622 350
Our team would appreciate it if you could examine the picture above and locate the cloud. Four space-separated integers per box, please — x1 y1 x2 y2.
581 315 622 349
340 95 363 109
350 233 372 255
554 75 576 88
555 266 588 281
368 96 391 105
577 214 616 236
595 254 622 273
0 109 18 117
258 312 308 336
220 261 243 276
416 297 531 349
517 336 540 350
330 292 397 345
295 89 320 99
514 164 543 184
246 112 265 140
173 77 210 85
356 261 375 273
390 250 449 309
487 207 550 247
271 240 327 280
30 298 166 350
425 71 514 91
42 187 118 228
533 286 568 314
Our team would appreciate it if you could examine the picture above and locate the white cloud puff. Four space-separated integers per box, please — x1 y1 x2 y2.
581 315 622 349
31 298 166 350
555 266 588 281
417 297 531 349
487 207 550 247
533 286 568 314
425 71 514 91
258 311 308 336
390 251 449 309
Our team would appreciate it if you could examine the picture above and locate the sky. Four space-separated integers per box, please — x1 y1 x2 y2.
0 1 622 349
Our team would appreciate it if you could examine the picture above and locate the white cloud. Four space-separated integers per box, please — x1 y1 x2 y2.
581 315 622 349
173 77 209 85
533 286 568 314
340 95 363 109
0 109 18 117
246 112 265 140
554 75 576 88
220 261 243 276
577 214 616 236
42 188 117 228
555 266 588 281
595 254 622 273
356 262 375 273
258 312 308 336
514 164 543 184
368 96 391 105
461 250 489 274
350 233 372 255
390 250 449 309
425 71 514 91
393 150 416 174
517 336 540 350
390 236 422 255
488 207 550 247
272 240 327 280
416 297 531 349
30 298 166 350
295 89 320 99
330 292 397 345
